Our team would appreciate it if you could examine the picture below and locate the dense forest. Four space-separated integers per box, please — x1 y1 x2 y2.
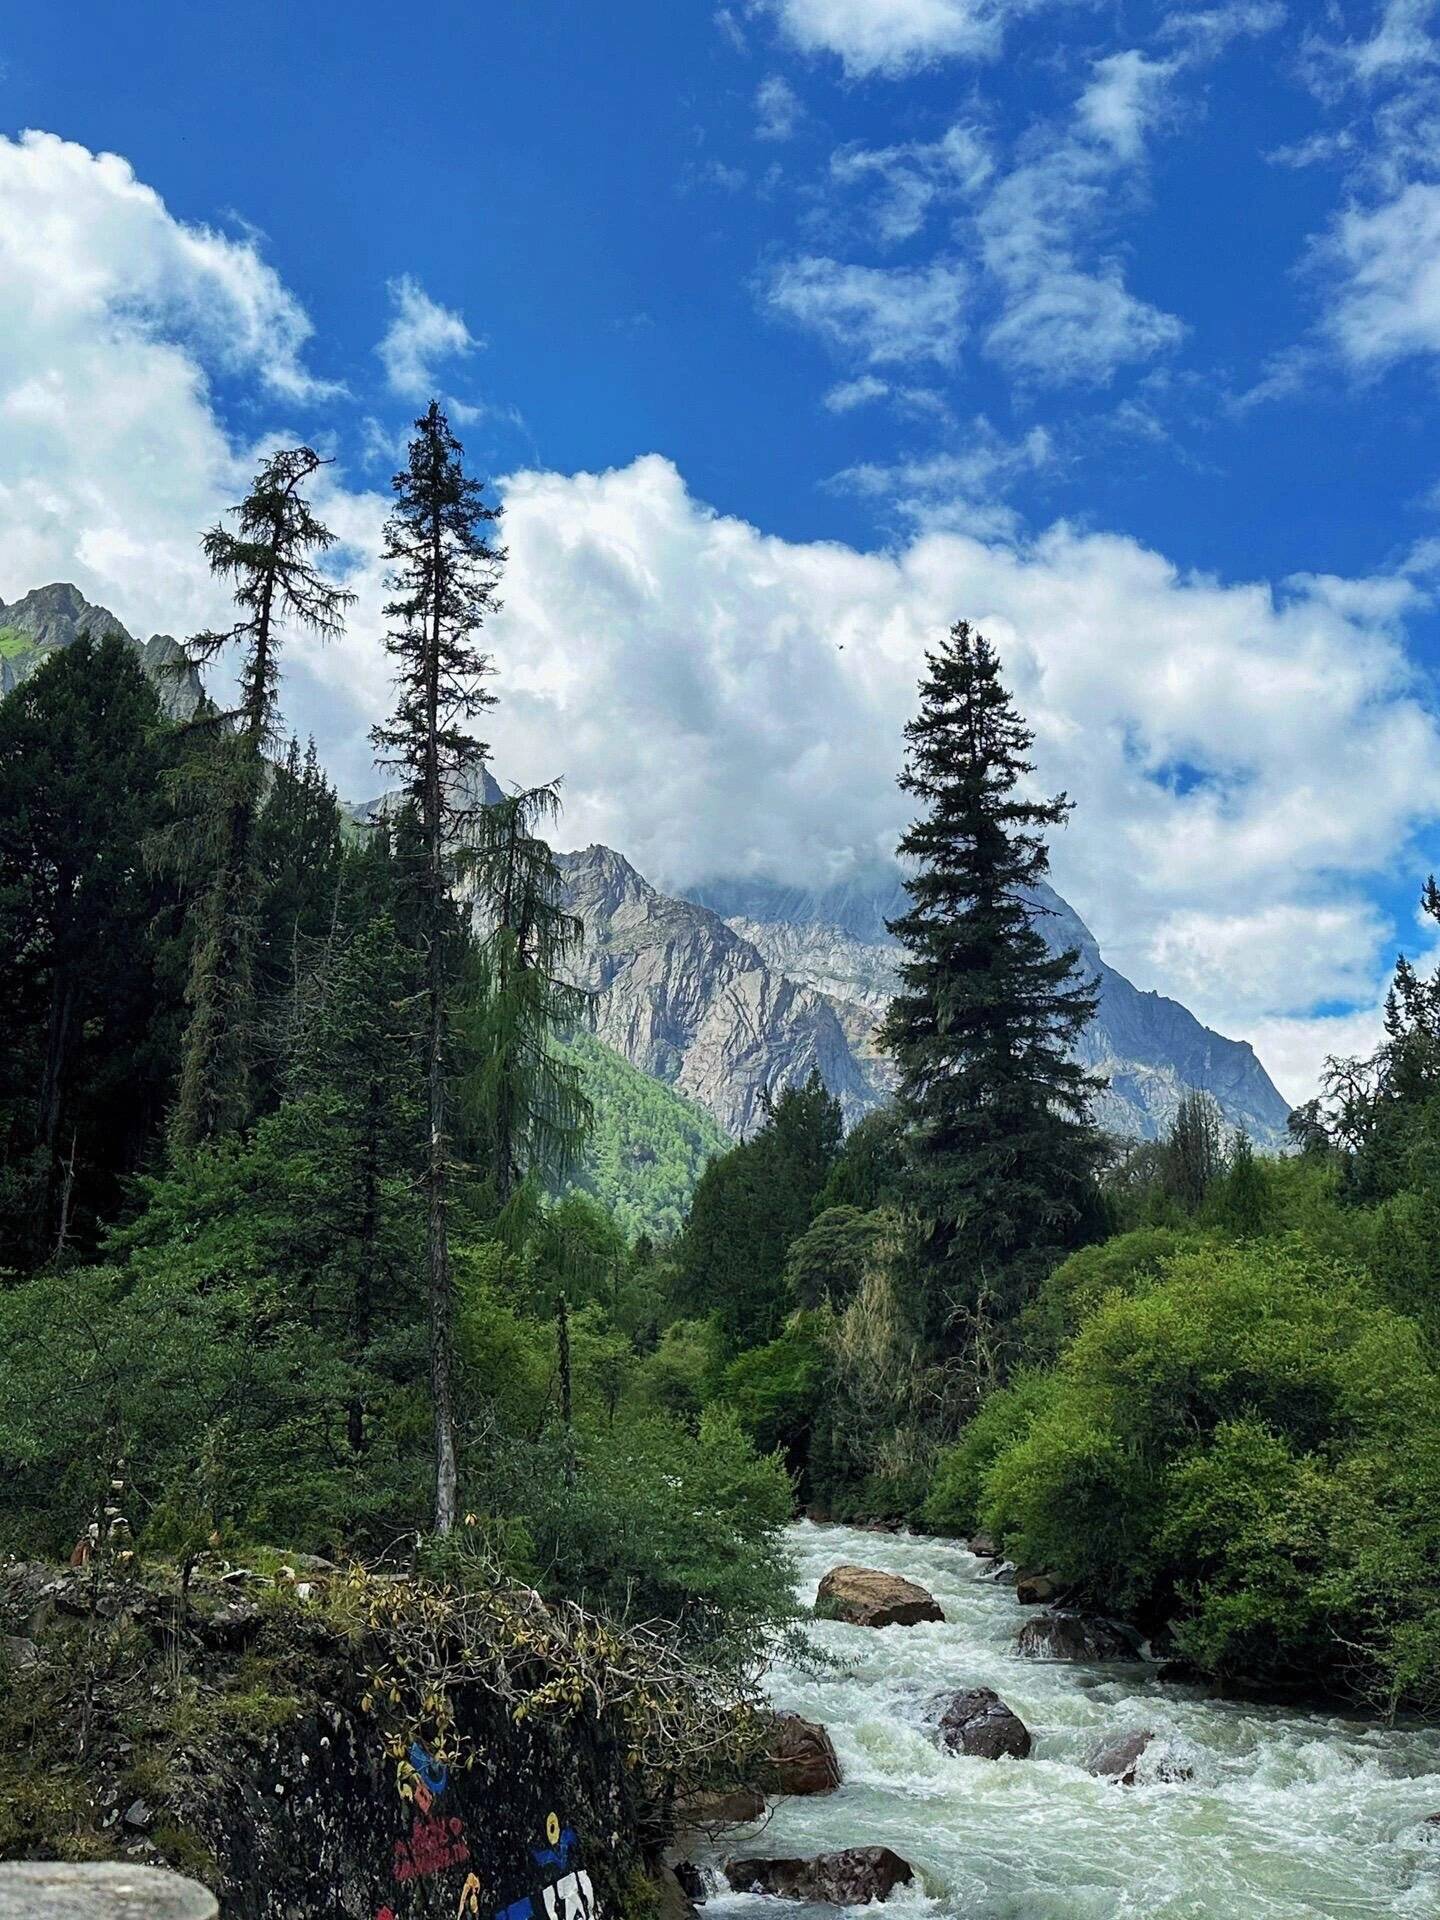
2 408 1438 1880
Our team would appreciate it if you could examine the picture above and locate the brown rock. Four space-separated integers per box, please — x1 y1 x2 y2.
816 1563 944 1628
968 1532 999 1558
724 1849 914 1904
1015 1611 1138 1662
938 1687 1031 1760
675 1785 766 1832
1014 1572 1058 1605
764 1712 842 1794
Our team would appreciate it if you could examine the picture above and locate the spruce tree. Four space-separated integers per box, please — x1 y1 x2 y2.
370 401 505 1534
170 447 353 1151
462 781 592 1210
880 619 1102 1351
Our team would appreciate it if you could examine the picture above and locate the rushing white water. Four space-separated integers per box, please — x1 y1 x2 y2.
700 1521 1440 1919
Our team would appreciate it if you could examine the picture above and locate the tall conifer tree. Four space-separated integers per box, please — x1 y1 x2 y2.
881 620 1102 1351
463 781 591 1209
170 448 352 1151
371 401 504 1534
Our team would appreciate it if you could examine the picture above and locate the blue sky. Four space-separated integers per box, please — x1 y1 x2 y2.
3 0 1440 1099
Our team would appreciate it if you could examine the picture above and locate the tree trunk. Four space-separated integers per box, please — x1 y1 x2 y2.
557 1293 576 1490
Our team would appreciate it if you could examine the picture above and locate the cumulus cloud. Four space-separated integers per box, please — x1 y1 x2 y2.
1323 182 1440 365
2 128 1437 1101
753 0 1038 75
376 274 481 401
762 255 969 362
0 129 335 403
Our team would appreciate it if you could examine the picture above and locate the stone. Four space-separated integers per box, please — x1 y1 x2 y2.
1086 1728 1193 1786
724 1849 914 1904
816 1563 944 1628
1015 1611 1138 1662
938 1687 1032 1760
0 1634 37 1671
968 1532 999 1558
653 1863 701 1920
676 1785 767 1831
0 1861 217 1919
195 1595 263 1648
763 1712 842 1794
123 1798 154 1830
1015 1572 1058 1605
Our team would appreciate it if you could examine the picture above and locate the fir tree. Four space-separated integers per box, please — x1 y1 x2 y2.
370 401 505 1534
170 447 353 1152
462 782 592 1210
0 635 178 1260
880 619 1102 1351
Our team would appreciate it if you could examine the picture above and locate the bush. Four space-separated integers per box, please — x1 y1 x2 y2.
951 1240 1440 1704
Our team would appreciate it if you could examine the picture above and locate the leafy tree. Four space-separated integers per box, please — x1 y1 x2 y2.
170 447 353 1151
880 620 1103 1352
0 636 180 1262
370 401 504 1534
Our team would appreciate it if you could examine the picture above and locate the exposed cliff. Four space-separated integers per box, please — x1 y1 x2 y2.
0 583 206 722
555 847 880 1137
690 871 1294 1149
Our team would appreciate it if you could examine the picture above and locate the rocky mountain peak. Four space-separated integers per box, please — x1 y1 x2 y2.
0 582 206 722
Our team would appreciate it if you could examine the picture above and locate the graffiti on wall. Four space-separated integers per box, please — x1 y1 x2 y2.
375 1745 599 1920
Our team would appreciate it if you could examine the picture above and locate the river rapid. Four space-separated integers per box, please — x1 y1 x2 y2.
701 1521 1440 1919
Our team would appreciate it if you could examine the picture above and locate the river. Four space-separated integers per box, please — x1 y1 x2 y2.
699 1521 1440 1919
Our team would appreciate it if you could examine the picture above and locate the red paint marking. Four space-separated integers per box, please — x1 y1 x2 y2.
392 1811 471 1882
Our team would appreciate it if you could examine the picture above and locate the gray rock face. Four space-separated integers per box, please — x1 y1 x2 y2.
555 846 877 1137
688 869 1293 1149
0 583 206 721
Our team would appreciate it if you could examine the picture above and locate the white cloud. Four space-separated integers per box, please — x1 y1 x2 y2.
756 75 803 141
762 255 969 362
828 422 1052 532
0 129 335 403
823 374 891 410
754 0 1033 75
1324 180 1440 365
376 274 481 401
449 454 1440 1103
1078 51 1176 160
976 65 1187 384
2 128 1436 1103
829 122 992 244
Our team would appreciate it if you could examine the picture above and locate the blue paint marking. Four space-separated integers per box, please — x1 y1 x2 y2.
407 1741 448 1796
532 1827 578 1870
498 1899 535 1920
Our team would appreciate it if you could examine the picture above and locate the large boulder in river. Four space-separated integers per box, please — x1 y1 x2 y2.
763 1711 842 1793
724 1849 915 1904
675 1784 766 1831
1016 1611 1138 1662
1014 1571 1059 1605
817 1563 945 1628
938 1687 1031 1760
1086 1727 1192 1785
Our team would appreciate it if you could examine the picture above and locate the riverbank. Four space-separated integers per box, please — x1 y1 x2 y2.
698 1521 1440 1919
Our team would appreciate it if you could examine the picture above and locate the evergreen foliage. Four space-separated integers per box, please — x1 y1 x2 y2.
676 1075 842 1352
0 635 182 1263
462 782 592 1209
370 401 504 1535
169 447 353 1151
559 1029 728 1240
880 620 1104 1352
